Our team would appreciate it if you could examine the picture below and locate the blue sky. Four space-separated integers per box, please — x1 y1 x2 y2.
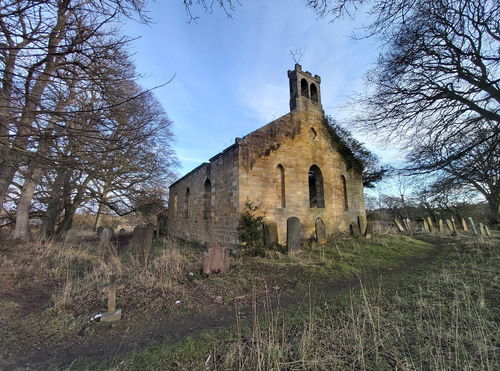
124 0 401 178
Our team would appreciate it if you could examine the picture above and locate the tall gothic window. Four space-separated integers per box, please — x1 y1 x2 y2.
310 83 318 102
203 179 211 220
184 188 190 219
341 175 348 210
173 193 178 217
277 164 286 208
301 78 309 98
308 165 325 208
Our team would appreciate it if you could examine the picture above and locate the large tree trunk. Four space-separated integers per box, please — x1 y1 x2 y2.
12 167 43 240
487 196 499 226
41 167 70 239
0 165 16 210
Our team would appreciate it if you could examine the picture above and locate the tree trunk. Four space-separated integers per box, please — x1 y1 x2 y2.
0 164 16 210
487 197 499 225
41 168 69 239
12 167 43 240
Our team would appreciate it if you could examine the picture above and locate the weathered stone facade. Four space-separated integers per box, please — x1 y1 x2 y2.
168 64 366 246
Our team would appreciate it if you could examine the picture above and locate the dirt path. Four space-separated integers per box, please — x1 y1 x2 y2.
6 239 448 370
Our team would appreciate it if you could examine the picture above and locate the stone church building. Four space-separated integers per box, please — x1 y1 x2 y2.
168 64 366 247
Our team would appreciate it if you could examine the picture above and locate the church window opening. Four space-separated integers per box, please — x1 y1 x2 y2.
308 165 325 208
341 175 348 210
173 193 178 217
310 83 318 102
203 179 212 220
301 78 309 98
185 188 190 219
277 164 286 208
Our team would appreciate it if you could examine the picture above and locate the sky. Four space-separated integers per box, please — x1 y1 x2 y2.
124 0 402 181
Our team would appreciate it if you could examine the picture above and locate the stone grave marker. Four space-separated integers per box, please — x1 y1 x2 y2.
468 217 478 236
422 219 430 233
201 243 230 275
100 276 124 323
426 217 435 233
394 218 405 233
404 218 413 233
116 229 131 255
478 223 485 236
484 225 491 236
315 218 326 243
287 217 301 252
438 219 445 233
350 222 360 237
263 222 278 249
450 217 459 235
461 217 468 231
365 223 374 239
445 219 454 232
99 226 114 246
132 225 154 262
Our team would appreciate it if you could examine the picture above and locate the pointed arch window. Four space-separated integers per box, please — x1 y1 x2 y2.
277 164 286 208
308 165 325 208
310 83 318 102
184 188 190 219
341 175 348 210
301 78 309 98
173 193 178 217
203 179 212 220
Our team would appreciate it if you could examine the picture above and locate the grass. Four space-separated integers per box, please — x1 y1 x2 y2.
108 236 499 370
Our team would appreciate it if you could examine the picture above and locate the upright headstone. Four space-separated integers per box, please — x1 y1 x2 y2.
99 226 114 246
100 276 124 323
287 217 301 252
350 222 360 237
394 218 405 233
445 219 454 232
426 217 435 233
438 219 445 233
450 217 459 235
315 218 326 243
365 223 374 239
468 217 479 236
461 217 468 231
201 243 230 275
404 218 413 233
263 222 278 249
132 225 154 261
116 229 131 255
423 219 430 233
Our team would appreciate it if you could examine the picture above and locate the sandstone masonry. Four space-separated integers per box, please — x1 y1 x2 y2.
168 64 366 246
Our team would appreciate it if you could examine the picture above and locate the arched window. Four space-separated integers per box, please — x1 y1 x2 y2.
203 179 211 220
300 78 309 98
277 164 286 208
184 188 190 219
310 83 318 103
341 175 348 210
308 165 325 208
173 193 178 217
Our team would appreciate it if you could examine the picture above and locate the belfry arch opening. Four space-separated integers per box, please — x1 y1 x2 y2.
310 83 318 102
308 165 325 208
300 78 309 98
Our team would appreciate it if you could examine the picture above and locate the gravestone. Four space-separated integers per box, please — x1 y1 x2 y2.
426 217 435 233
116 229 131 255
445 219 454 232
132 225 154 261
422 219 430 233
394 218 405 233
99 226 114 246
438 219 445 233
263 222 278 249
365 223 374 239
100 276 124 323
478 223 485 235
315 218 326 243
201 243 230 275
468 217 478 236
484 225 491 237
287 217 301 252
404 218 413 233
64 229 78 243
461 217 468 231
350 222 360 237
450 218 459 235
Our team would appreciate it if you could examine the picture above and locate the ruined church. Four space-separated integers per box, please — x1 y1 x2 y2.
168 65 366 247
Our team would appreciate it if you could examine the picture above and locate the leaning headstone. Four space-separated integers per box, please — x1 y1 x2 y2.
438 219 445 234
287 217 301 252
468 217 478 236
450 218 459 235
484 225 491 237
365 223 374 239
445 219 454 232
315 218 326 243
394 218 405 233
461 217 468 231
426 217 435 233
116 229 131 255
422 219 430 233
201 243 230 275
131 225 154 262
263 222 278 249
478 223 485 236
404 218 413 233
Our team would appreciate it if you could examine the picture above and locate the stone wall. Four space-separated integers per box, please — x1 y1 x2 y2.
238 109 366 243
167 145 240 245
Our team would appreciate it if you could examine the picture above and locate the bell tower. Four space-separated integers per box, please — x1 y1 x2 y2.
288 64 323 114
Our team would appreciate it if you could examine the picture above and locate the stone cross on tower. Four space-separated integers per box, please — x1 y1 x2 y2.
287 64 323 114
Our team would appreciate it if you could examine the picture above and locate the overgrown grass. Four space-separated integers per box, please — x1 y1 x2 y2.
113 237 499 370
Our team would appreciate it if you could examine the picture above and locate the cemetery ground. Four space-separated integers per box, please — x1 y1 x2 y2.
0 233 498 369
